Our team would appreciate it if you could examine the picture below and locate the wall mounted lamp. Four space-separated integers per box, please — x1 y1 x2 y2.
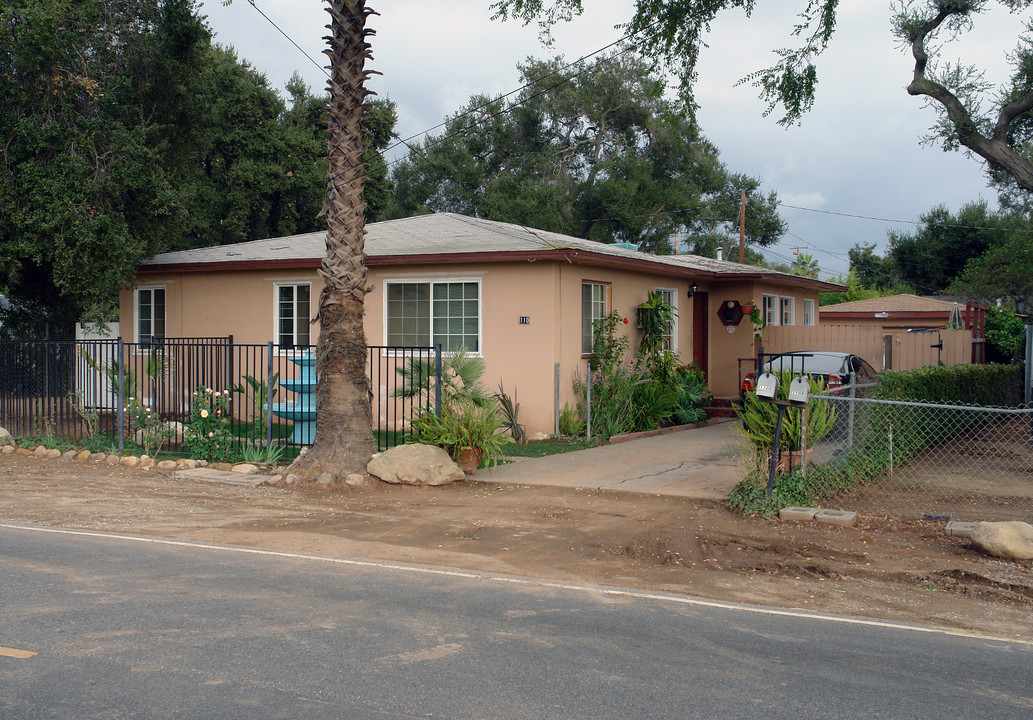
688 281 698 298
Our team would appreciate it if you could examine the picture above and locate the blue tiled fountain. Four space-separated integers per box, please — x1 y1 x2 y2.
270 351 316 445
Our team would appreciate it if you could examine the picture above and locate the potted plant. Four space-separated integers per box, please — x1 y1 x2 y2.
411 399 513 474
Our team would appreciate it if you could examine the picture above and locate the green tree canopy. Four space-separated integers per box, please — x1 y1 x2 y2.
492 1 1033 193
388 52 784 254
885 201 1013 293
0 1 396 336
0 0 210 334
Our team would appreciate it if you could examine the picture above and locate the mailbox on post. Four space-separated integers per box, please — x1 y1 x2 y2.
755 372 779 401
787 376 811 407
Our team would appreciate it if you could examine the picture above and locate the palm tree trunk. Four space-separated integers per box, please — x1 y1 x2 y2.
290 0 376 479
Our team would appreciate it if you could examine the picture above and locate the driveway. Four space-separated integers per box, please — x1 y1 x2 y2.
479 420 742 499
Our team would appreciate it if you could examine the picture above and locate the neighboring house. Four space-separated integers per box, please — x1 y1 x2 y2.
819 293 987 367
120 213 841 435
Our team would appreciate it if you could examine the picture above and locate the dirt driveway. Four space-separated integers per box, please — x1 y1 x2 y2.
0 452 1031 642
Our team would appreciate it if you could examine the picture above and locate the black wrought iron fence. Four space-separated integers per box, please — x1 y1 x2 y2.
0 338 440 458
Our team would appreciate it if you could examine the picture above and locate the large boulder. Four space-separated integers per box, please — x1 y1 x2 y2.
970 521 1033 562
0 426 11 445
367 444 465 486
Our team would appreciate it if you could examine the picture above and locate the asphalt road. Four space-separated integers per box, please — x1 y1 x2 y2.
1 524 1030 719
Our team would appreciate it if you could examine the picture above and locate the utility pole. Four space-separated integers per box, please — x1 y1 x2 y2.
738 189 746 263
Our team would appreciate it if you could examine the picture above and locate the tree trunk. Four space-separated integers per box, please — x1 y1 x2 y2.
290 0 377 480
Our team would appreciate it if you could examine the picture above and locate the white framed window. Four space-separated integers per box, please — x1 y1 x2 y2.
276 283 311 349
386 279 481 352
804 298 815 326
655 287 678 352
136 286 166 344
762 293 779 327
582 282 609 355
781 296 796 326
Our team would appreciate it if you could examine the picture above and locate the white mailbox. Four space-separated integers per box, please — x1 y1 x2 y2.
755 372 779 401
788 376 811 406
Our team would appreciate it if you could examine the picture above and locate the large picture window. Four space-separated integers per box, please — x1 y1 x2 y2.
582 282 609 355
277 283 311 348
387 280 480 352
137 287 165 344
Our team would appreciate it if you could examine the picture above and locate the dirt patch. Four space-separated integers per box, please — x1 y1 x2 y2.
0 452 1031 641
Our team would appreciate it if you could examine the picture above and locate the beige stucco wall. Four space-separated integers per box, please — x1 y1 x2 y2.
121 263 821 435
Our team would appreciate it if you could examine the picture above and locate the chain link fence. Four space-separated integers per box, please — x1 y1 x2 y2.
803 385 1033 522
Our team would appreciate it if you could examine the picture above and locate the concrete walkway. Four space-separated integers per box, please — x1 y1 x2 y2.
477 420 742 500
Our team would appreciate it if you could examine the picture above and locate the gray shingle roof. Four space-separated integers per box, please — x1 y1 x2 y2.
140 212 842 289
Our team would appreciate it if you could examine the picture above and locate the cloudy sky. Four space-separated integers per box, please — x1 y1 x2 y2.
197 0 1023 281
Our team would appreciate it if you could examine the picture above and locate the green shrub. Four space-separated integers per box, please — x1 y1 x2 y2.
410 400 513 467
875 364 1021 406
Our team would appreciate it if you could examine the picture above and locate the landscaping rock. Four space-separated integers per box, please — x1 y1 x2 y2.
177 459 196 470
317 472 334 485
76 450 91 461
120 456 140 468
138 457 154 468
367 444 465 486
267 474 283 486
212 462 233 471
0 426 11 444
33 445 48 457
231 463 258 474
1 445 14 455
345 473 367 487
15 448 30 456
970 521 1033 562
156 460 178 471
61 450 79 461
45 448 62 459
105 454 120 465
91 453 106 462
285 473 298 485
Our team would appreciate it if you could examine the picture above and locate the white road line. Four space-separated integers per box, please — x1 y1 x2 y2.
2 522 1029 647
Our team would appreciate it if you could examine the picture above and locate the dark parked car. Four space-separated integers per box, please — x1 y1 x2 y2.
741 351 877 399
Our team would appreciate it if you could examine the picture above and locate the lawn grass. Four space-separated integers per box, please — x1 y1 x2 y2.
503 437 600 458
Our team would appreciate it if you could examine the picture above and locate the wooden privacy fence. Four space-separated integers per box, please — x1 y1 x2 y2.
760 325 974 372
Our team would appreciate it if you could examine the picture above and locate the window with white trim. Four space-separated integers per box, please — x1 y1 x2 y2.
781 296 796 326
386 280 480 352
582 282 609 355
804 298 815 326
762 293 779 327
137 287 166 344
277 283 311 348
656 287 678 352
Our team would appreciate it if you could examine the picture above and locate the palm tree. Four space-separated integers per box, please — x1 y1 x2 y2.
291 0 377 479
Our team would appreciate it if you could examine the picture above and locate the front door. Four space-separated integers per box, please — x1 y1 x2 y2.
692 291 709 379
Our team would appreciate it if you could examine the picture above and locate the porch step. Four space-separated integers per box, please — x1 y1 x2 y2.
705 397 739 420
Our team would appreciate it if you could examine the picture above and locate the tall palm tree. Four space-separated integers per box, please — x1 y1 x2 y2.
292 0 377 478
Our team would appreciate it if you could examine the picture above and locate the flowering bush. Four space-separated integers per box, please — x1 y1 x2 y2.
125 396 172 456
184 386 233 462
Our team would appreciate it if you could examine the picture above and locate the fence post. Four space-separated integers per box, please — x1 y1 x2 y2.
1025 325 1032 406
116 336 125 453
846 371 856 450
554 362 560 436
586 359 592 440
266 341 274 448
434 344 442 418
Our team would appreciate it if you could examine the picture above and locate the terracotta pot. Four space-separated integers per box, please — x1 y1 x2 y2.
768 448 812 473
457 447 483 474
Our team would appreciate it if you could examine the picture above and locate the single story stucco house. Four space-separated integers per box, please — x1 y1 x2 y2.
120 212 842 435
